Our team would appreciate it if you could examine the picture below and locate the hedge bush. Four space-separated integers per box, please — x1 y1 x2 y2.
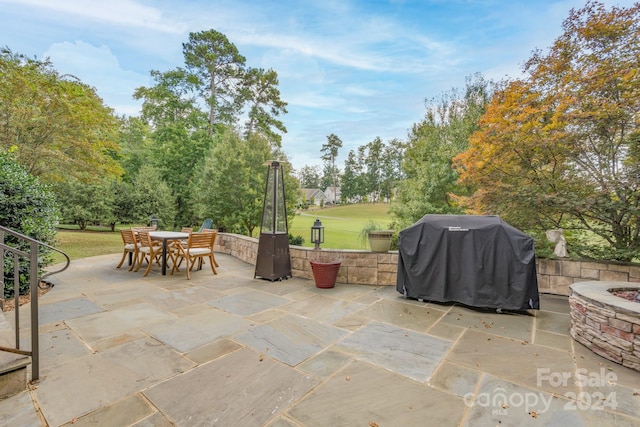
0 151 60 297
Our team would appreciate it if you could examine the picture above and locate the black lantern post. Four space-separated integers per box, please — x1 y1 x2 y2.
254 160 292 281
311 218 324 250
150 214 160 230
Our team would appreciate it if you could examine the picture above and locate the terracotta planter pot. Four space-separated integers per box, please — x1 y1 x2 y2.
310 261 341 288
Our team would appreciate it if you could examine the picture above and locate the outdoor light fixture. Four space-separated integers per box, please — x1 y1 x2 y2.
150 214 159 230
311 218 324 250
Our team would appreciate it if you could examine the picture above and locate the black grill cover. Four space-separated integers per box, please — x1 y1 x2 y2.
396 215 539 310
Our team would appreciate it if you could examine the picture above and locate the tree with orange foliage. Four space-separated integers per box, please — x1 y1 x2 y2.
454 1 640 261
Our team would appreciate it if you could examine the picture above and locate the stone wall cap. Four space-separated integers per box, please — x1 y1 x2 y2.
571 281 640 314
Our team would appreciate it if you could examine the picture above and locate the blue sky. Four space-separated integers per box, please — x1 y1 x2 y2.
0 0 635 170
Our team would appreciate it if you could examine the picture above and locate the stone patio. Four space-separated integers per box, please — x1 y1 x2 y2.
0 252 638 426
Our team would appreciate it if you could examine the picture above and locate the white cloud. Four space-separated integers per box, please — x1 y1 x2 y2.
344 85 379 97
286 92 343 109
0 0 187 33
230 20 455 74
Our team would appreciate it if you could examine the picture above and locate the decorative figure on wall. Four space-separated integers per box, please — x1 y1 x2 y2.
546 229 568 257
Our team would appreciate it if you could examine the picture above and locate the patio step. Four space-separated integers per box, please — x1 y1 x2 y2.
0 310 30 399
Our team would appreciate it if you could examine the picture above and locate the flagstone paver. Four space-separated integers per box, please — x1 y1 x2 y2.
440 305 535 341
35 337 192 426
572 340 640 389
38 328 92 374
463 374 638 427
234 313 348 366
65 302 175 343
62 394 154 427
144 347 318 427
0 390 40 426
297 349 353 379
429 360 482 399
354 297 447 331
82 281 161 308
0 253 638 426
281 294 366 324
333 320 452 382
144 308 252 353
535 310 570 335
38 298 104 324
533 329 572 351
287 360 467 426
208 289 291 316
446 329 578 396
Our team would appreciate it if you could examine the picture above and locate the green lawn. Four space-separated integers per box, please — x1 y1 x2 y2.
52 230 124 264
50 203 396 264
289 203 395 250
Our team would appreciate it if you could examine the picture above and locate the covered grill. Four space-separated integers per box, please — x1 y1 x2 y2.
396 215 539 310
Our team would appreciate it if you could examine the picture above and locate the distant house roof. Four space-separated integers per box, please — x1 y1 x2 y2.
300 188 326 202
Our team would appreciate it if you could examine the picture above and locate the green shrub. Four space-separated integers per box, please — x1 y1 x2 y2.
288 234 304 246
0 150 60 297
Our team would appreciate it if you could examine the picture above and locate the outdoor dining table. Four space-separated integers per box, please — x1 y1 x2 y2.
149 231 189 275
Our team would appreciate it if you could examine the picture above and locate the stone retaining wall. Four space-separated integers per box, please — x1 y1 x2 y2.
569 282 640 372
215 233 398 286
214 233 640 293
537 259 640 296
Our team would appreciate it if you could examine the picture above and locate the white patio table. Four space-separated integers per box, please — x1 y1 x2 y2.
149 231 189 275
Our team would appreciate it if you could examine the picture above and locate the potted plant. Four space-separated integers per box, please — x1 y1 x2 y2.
359 221 394 253
309 259 341 288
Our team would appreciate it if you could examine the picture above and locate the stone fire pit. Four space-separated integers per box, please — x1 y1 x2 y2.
569 281 640 372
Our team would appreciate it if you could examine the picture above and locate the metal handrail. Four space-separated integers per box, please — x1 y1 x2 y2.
0 225 70 382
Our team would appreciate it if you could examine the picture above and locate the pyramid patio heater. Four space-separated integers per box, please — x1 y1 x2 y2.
254 160 292 281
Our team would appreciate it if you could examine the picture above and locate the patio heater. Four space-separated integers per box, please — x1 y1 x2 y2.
254 160 292 281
